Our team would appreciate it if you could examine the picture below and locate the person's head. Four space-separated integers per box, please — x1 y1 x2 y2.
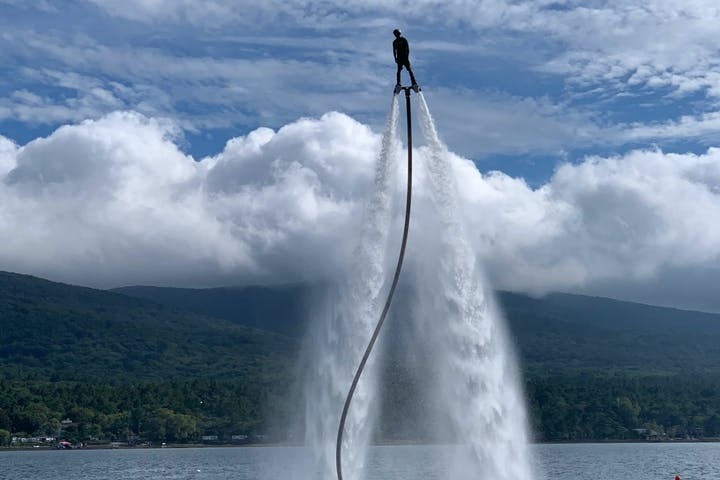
393 29 401 38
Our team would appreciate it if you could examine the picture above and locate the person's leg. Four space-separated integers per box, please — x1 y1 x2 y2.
396 63 402 85
405 61 417 85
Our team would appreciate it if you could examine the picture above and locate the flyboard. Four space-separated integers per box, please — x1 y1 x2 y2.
335 82 420 480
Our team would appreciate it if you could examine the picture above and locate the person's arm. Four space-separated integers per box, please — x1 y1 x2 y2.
393 42 398 62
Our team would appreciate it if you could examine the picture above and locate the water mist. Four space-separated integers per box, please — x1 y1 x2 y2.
300 91 534 480
302 96 401 480
408 93 535 480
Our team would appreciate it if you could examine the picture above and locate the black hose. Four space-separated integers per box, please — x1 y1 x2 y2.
336 88 414 480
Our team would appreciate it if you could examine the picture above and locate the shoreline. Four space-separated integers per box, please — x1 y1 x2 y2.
4 438 720 452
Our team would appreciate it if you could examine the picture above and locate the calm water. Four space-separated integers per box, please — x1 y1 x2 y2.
0 443 716 480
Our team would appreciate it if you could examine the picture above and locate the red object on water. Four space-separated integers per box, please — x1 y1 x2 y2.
676 476 681 480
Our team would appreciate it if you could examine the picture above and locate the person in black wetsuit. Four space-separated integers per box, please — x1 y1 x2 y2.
393 29 417 88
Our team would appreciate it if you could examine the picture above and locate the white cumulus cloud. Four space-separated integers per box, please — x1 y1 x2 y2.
2 109 720 310
0 135 17 176
465 148 720 293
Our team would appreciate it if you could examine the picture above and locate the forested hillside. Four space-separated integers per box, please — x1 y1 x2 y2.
118 284 720 375
0 272 294 382
3 271 720 445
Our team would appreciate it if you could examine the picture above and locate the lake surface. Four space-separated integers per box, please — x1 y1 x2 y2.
0 443 716 480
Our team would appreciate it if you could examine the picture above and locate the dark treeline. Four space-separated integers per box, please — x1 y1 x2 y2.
0 379 289 445
527 375 720 441
4 374 720 445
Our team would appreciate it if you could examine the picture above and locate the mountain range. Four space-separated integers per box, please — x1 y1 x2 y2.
3 270 720 442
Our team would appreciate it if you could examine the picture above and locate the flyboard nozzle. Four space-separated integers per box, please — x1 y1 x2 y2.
394 84 421 95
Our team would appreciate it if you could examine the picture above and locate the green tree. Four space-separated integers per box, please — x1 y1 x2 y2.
0 410 11 431
0 429 10 447
13 403 56 435
705 415 720 437
615 396 640 426
166 412 199 442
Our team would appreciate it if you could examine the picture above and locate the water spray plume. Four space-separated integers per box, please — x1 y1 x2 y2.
337 87 414 480
415 92 535 480
302 90 535 480
303 95 400 479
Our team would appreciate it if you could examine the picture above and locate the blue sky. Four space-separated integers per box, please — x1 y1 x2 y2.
2 0 720 311
4 0 720 172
